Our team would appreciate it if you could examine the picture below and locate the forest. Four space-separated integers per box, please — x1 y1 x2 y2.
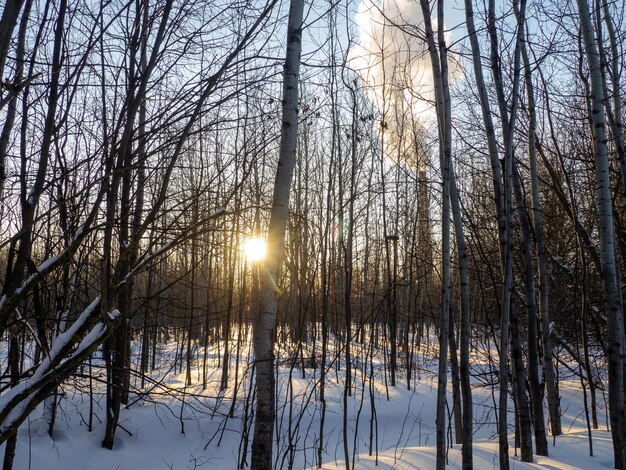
0 0 625 469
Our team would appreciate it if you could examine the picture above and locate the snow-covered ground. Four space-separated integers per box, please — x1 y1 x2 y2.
0 333 613 469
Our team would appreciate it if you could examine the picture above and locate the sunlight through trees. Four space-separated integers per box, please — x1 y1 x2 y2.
0 0 624 469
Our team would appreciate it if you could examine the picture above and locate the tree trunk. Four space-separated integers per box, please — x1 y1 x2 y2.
250 0 304 467
510 302 533 462
576 0 625 467
486 0 528 465
0 0 31 197
0 0 26 82
512 162 548 455
520 36 561 437
450 149 473 468
418 1 452 468
597 0 626 213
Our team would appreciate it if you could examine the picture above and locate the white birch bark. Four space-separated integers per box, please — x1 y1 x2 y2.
250 0 304 468
576 0 625 467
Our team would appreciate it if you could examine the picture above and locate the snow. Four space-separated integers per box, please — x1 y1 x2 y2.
41 296 101 374
0 333 615 469
0 254 66 318
73 322 108 357
0 297 103 434
108 309 121 321
6 296 103 438
35 254 61 274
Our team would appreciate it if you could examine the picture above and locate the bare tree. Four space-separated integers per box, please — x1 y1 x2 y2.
417 1 452 468
577 0 625 467
251 0 304 467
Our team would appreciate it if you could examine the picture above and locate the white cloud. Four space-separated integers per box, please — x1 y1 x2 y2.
351 0 434 118
350 0 458 167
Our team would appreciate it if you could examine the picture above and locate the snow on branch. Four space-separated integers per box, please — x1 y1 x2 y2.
0 297 112 443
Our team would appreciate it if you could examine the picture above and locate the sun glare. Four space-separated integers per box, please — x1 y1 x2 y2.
243 237 267 262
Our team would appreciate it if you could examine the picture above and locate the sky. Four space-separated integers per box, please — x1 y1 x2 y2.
346 0 469 167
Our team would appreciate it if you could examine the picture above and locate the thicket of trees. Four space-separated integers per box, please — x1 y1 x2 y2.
0 0 624 469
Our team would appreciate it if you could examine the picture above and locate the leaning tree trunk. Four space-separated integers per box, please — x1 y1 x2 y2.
0 0 31 198
576 0 626 467
1 0 65 331
250 0 304 468
0 0 26 86
0 0 64 464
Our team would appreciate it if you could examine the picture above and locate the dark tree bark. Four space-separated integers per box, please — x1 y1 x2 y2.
0 0 26 82
418 1 453 468
520 33 561 437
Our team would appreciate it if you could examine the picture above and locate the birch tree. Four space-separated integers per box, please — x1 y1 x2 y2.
250 0 304 467
577 0 625 467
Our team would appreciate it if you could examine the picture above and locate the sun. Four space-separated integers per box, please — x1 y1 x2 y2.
242 237 267 262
